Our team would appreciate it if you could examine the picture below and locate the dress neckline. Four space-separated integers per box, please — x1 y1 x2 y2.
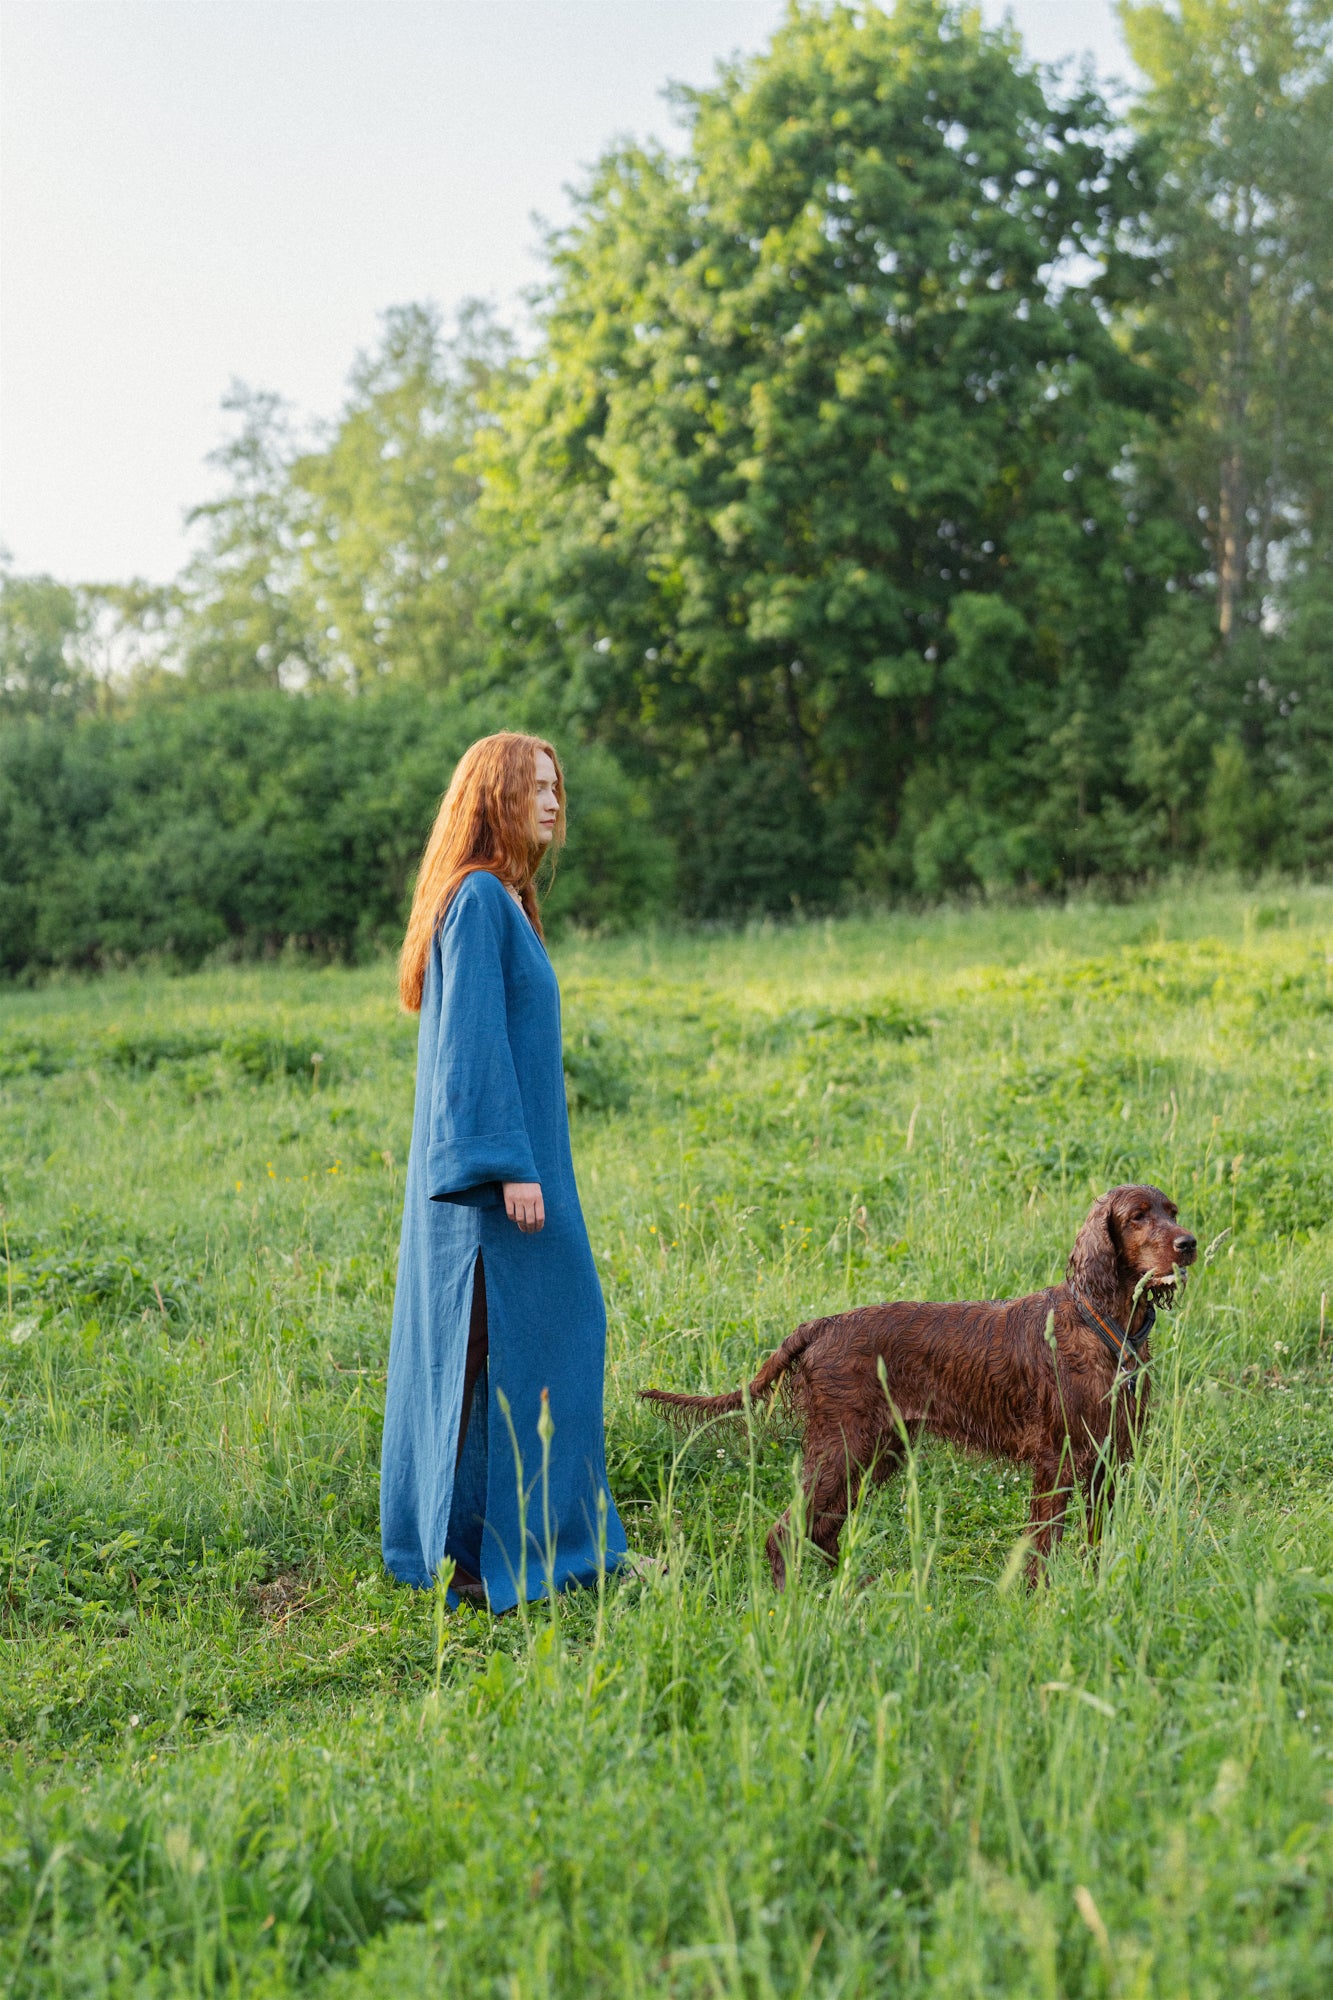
490 874 548 957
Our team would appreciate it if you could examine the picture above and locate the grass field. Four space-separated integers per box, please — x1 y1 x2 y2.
3 883 1333 1996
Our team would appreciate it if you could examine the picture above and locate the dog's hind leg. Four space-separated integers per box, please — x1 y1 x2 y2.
766 1423 887 1588
766 1510 794 1590
808 1454 862 1566
866 1427 910 1490
766 1465 857 1590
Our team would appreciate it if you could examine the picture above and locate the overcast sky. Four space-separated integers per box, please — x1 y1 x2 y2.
1 1 1130 587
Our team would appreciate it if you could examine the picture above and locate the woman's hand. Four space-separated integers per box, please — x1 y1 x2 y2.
503 1182 545 1233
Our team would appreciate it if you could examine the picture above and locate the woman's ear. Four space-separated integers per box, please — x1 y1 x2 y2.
1066 1192 1120 1309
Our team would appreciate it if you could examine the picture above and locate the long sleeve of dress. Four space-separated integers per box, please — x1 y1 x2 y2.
426 879 541 1204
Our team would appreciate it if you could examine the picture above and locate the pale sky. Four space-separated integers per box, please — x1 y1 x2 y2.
1 1 1129 586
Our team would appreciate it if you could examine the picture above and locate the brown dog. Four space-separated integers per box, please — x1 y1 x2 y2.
642 1184 1196 1585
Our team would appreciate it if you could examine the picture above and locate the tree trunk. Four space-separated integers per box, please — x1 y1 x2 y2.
1217 446 1247 644
1217 197 1254 648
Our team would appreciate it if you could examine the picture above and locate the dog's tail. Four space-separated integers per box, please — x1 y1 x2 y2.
639 1318 822 1426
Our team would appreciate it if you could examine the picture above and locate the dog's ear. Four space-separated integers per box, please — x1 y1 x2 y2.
1066 1191 1120 1309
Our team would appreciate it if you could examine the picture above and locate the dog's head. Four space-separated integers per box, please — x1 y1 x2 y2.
1066 1184 1197 1315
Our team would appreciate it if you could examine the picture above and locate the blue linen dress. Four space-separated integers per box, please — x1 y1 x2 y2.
380 868 627 1610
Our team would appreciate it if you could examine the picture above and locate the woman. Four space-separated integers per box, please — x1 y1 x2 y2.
381 732 627 1611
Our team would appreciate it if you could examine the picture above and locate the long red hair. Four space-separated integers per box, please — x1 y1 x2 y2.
398 731 565 1012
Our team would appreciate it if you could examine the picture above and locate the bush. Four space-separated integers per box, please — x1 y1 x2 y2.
670 751 850 920
0 686 671 976
542 743 675 933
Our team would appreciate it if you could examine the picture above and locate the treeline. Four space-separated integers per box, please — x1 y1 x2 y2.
3 0 1333 971
0 690 671 977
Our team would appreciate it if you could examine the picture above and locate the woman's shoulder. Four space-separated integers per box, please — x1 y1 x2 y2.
439 869 515 937
452 868 509 908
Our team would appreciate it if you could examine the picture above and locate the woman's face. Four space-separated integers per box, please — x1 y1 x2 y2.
534 750 560 846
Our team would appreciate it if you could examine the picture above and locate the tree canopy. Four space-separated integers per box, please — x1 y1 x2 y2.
173 302 513 693
0 571 92 719
484 0 1185 903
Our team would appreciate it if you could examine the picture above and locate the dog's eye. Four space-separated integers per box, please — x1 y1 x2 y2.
1130 1209 1147 1222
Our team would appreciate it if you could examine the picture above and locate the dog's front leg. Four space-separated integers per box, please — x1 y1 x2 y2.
1084 1450 1116 1546
1024 1456 1073 1585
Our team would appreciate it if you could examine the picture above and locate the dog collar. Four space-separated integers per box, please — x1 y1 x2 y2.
1071 1292 1156 1396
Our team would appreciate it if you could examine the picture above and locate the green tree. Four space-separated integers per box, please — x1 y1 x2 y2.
1249 560 1333 863
292 301 514 689
1121 597 1220 853
1121 0 1333 644
0 568 93 718
174 305 511 693
176 386 314 690
484 0 1178 901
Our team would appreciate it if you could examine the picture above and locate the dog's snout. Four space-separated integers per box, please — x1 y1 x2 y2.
1173 1231 1197 1261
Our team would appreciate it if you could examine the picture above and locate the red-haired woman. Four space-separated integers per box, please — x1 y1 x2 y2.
381 732 627 1610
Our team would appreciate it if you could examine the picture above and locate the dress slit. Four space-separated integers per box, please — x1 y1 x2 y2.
455 1250 488 1467
446 1251 491 1592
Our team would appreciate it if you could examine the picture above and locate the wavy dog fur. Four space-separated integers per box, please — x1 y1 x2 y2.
642 1184 1197 1586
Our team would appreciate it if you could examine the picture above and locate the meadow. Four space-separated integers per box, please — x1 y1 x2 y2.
2 882 1332 1996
